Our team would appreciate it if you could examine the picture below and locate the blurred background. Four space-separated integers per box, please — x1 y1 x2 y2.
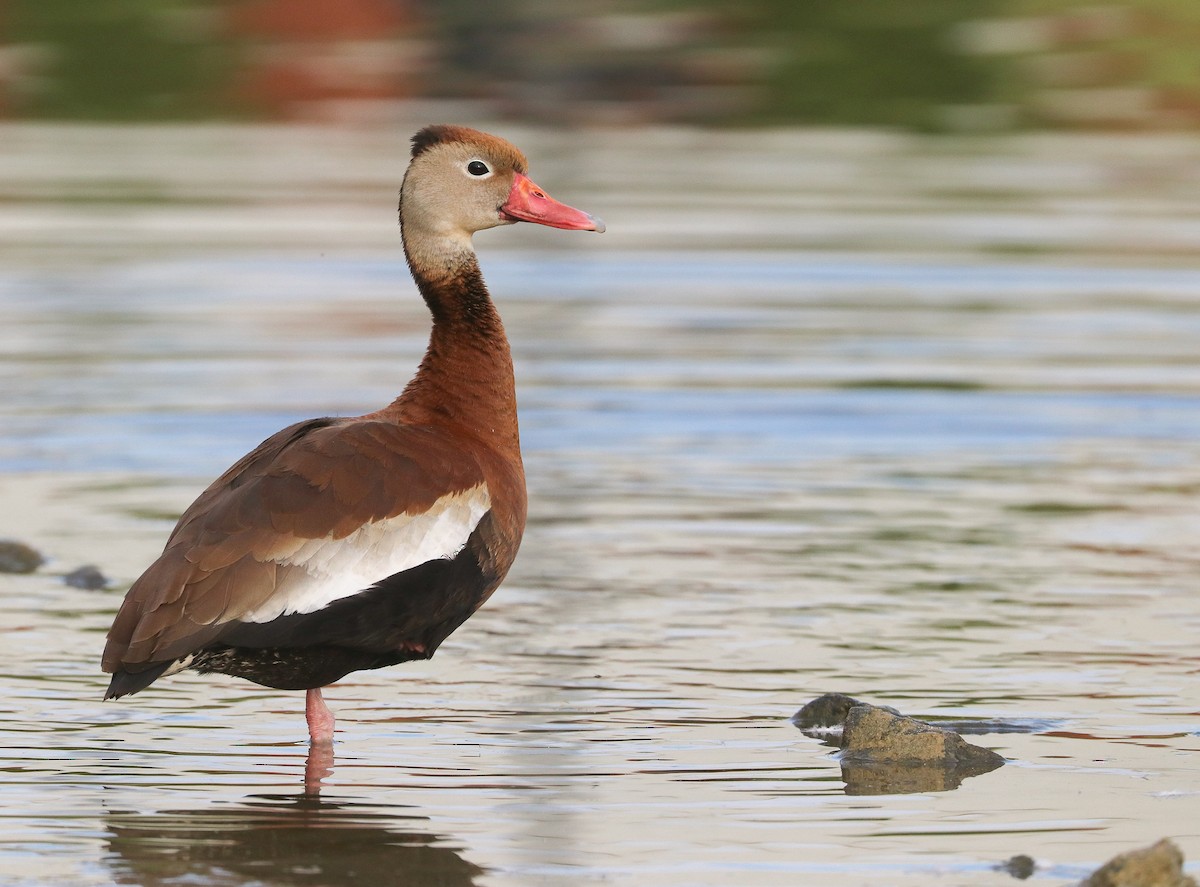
5 0 1200 129
2 0 1200 261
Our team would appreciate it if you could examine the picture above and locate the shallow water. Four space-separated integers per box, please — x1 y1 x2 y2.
2 251 1200 885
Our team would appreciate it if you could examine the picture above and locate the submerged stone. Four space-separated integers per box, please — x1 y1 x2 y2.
0 540 44 574
934 716 1061 735
1081 839 1196 887
64 565 109 590
997 853 1036 880
791 693 865 730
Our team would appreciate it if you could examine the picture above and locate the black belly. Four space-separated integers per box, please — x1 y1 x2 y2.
188 644 415 690
189 530 497 691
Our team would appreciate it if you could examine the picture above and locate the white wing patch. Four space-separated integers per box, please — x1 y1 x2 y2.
240 483 491 624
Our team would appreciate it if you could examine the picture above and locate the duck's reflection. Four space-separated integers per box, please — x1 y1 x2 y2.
104 793 483 887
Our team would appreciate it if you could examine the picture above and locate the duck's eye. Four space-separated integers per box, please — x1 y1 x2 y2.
467 160 490 177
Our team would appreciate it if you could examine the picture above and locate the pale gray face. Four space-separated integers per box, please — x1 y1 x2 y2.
400 128 602 249
400 135 527 246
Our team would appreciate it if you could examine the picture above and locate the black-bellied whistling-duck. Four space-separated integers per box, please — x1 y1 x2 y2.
101 125 604 747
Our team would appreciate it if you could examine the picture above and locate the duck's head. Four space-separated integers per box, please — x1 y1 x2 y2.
400 125 604 246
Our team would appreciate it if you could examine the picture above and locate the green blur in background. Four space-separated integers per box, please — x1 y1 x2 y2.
3 0 1199 130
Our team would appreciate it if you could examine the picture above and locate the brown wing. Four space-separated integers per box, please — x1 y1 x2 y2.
102 416 485 676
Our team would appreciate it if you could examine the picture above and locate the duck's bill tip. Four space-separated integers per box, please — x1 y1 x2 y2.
501 172 605 233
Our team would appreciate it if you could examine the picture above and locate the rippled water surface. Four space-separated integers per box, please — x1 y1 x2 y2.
3 250 1200 885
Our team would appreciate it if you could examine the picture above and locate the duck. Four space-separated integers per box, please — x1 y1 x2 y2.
101 124 604 746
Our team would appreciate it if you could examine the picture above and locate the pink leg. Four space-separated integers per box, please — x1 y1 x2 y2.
305 687 335 746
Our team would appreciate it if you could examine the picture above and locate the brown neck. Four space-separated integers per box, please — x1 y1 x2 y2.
379 235 521 457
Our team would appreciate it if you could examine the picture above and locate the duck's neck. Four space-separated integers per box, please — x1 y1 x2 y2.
383 229 520 456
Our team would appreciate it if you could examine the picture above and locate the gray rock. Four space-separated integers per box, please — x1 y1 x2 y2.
791 693 864 730
0 539 44 574
63 565 109 590
997 854 1036 880
1081 839 1196 887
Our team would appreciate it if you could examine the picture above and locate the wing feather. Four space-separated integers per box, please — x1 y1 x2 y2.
102 417 487 677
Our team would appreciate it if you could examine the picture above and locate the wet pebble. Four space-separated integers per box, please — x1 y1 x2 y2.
997 853 1036 880
63 565 109 590
0 540 44 574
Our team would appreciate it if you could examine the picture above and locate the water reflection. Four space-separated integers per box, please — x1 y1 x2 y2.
4 251 1200 883
304 743 334 797
104 795 483 887
841 760 981 795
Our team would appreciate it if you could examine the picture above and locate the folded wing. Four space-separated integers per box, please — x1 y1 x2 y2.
102 416 489 688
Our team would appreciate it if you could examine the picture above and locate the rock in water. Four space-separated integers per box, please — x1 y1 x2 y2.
997 854 1036 880
791 693 865 730
64 565 109 589
0 540 44 574
838 704 1005 794
1081 839 1196 887
790 696 1007 794
841 704 1005 768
